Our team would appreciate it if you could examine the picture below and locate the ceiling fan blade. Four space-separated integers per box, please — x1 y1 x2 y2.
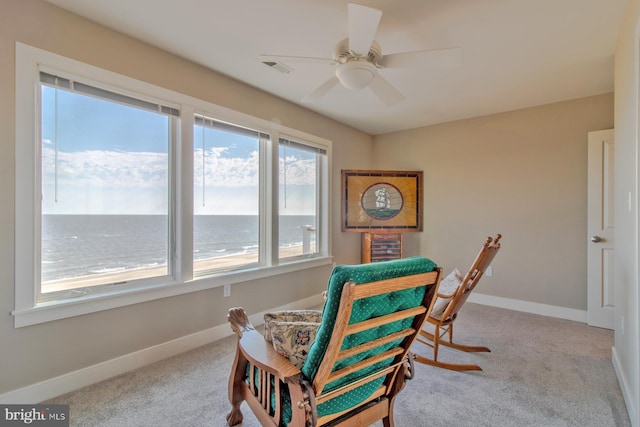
259 54 335 65
369 74 404 106
379 47 463 69
302 76 340 103
348 3 382 56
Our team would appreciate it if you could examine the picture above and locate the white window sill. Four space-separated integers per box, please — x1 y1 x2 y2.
13 256 333 328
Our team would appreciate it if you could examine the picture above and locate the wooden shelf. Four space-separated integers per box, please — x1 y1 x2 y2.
362 232 403 263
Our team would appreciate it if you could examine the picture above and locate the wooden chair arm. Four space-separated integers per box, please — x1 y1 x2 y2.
239 329 304 381
229 307 303 382
228 307 313 426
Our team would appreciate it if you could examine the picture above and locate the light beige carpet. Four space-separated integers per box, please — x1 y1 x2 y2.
45 303 630 426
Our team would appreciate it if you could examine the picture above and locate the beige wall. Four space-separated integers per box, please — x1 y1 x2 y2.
614 0 640 424
0 0 370 394
373 95 614 311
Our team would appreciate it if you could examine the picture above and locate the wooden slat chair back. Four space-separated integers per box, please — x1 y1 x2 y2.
414 234 501 371
227 257 441 427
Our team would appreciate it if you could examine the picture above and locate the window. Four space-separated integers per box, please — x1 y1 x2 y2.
14 43 332 327
193 116 263 273
192 117 329 274
279 138 326 259
39 72 176 300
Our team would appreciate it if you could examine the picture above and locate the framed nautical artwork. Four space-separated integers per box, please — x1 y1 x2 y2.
341 169 423 232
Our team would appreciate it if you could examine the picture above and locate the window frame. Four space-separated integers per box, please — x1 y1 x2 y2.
37 70 180 303
192 115 266 275
14 43 332 328
277 136 328 261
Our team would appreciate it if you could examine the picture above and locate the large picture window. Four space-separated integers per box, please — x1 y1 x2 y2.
39 72 176 300
14 43 331 327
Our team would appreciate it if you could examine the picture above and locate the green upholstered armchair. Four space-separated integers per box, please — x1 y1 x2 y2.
226 256 441 427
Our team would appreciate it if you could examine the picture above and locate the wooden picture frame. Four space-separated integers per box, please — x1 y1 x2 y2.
342 169 423 232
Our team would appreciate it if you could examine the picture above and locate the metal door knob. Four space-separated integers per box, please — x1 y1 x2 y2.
590 236 602 243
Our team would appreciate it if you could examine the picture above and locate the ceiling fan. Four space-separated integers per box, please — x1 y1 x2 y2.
260 3 462 106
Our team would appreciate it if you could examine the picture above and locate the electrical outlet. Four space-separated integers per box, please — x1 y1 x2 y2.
485 266 493 277
224 284 231 297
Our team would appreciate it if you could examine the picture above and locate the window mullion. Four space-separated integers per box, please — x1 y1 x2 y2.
179 106 195 282
263 132 277 266
318 153 328 256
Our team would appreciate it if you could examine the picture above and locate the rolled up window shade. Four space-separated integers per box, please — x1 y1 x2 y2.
39 71 179 117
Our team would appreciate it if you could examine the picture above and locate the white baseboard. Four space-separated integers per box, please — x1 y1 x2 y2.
0 294 324 404
612 346 639 427
468 292 588 323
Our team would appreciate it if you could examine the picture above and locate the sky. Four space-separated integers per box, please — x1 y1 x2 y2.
41 86 317 215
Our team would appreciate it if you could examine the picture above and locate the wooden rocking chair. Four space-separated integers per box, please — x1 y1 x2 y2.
414 234 501 371
226 257 442 426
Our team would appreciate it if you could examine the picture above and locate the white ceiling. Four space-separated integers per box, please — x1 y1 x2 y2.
46 0 627 135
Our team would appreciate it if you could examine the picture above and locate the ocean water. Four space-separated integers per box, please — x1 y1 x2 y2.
41 214 315 282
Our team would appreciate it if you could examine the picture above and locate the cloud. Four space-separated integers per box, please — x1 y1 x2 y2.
44 144 318 187
41 146 318 214
42 146 167 188
193 147 259 186
279 155 316 185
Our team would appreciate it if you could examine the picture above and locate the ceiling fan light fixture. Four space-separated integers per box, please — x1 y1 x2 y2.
335 61 377 90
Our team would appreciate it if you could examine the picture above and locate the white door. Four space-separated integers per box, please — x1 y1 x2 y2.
587 129 615 329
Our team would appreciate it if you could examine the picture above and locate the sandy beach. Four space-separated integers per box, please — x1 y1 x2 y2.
42 245 310 293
